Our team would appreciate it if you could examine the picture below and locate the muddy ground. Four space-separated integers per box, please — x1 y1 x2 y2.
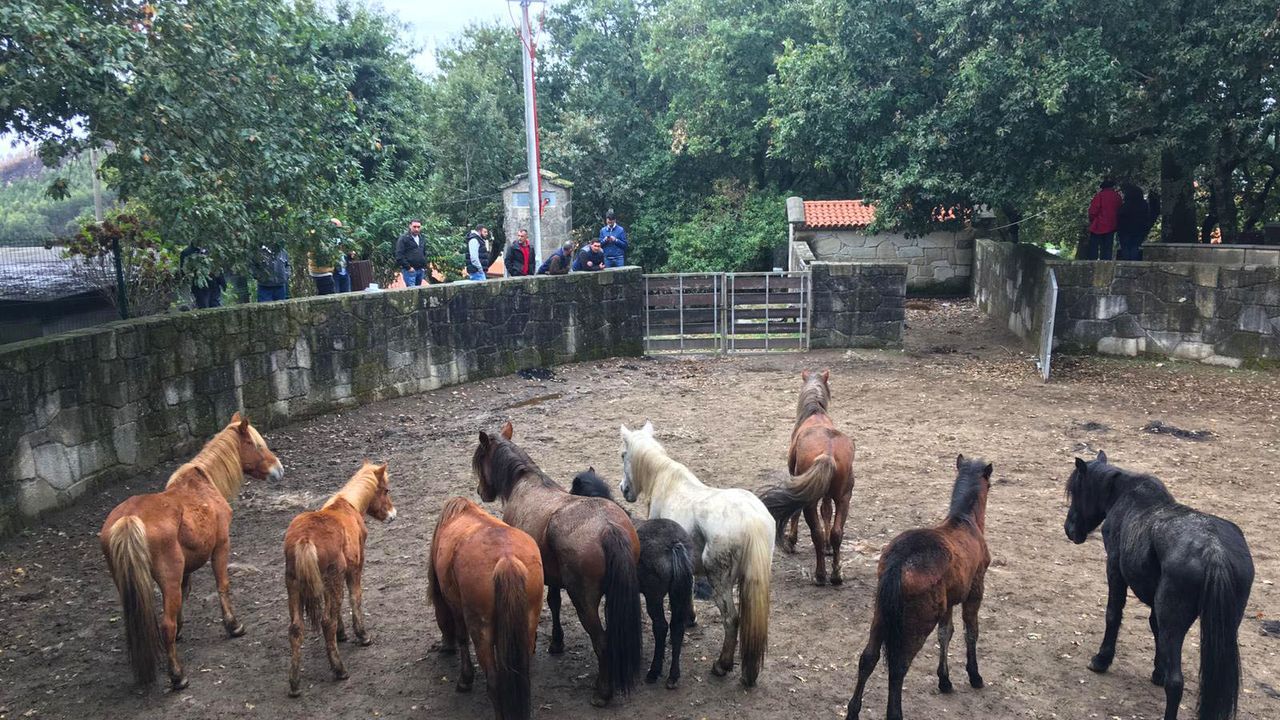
2 299 1278 720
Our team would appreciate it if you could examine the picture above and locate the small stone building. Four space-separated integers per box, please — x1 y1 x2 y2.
501 170 573 263
787 198 976 295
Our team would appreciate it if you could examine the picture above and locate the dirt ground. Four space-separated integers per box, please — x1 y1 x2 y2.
2 299 1278 720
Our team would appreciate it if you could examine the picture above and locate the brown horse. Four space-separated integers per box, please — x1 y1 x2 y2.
284 461 396 697
430 497 544 720
100 412 283 689
846 455 992 720
473 421 643 707
759 369 856 585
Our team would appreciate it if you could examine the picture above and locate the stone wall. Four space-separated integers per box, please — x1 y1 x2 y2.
973 239 1280 367
797 228 973 295
809 262 907 348
0 270 644 534
1143 244 1280 267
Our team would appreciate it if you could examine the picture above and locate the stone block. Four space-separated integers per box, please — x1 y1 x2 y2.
18 479 59 517
1095 295 1128 320
1238 305 1270 333
33 443 75 491
1097 336 1139 357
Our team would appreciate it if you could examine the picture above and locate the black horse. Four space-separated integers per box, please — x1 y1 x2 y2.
571 468 695 689
1064 451 1254 720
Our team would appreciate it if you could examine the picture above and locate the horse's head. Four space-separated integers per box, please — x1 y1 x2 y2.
473 421 516 502
365 462 396 523
798 369 832 416
618 421 654 502
571 467 614 500
1064 450 1109 544
230 412 283 481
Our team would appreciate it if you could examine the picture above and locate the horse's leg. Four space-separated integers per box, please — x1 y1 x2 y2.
783 514 800 554
567 585 611 707
667 589 687 689
347 566 371 646
936 607 955 693
547 583 565 654
820 497 835 556
829 490 851 585
962 590 985 689
157 554 188 690
803 502 827 585
470 623 497 701
1149 613 1164 685
322 578 348 681
845 619 882 720
210 538 245 637
644 589 667 684
432 594 458 654
454 610 475 692
887 626 932 720
710 580 740 677
1153 586 1197 720
287 582 305 697
176 572 191 642
1089 560 1127 672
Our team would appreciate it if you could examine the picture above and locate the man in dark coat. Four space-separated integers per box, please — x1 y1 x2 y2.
395 219 428 286
505 229 534 277
1116 183 1152 260
465 225 490 281
537 240 576 275
573 240 605 271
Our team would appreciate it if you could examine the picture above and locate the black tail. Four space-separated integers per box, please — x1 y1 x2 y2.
877 557 906 678
602 524 643 695
493 557 533 720
1198 561 1247 720
757 454 836 539
668 541 695 633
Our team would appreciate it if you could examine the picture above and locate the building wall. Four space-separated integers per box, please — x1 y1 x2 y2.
798 228 974 295
809 262 907 348
1143 244 1280 267
501 178 573 263
0 270 643 535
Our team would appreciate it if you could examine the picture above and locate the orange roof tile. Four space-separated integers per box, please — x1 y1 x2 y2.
801 200 877 229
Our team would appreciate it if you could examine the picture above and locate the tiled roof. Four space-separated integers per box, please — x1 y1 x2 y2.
801 200 877 229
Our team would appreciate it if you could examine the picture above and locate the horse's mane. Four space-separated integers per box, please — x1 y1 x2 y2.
166 423 245 500
794 377 831 431
324 463 381 513
1067 461 1173 510
436 496 475 530
473 434 560 500
947 457 991 523
571 469 615 501
626 432 703 500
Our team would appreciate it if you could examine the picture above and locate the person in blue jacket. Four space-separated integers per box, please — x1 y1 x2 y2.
573 239 605 271
598 210 628 267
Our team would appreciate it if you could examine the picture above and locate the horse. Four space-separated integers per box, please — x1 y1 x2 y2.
99 412 283 690
758 369 856 585
1064 451 1254 720
472 421 642 707
845 455 993 720
284 461 397 697
429 497 544 720
619 421 775 687
571 467 695 689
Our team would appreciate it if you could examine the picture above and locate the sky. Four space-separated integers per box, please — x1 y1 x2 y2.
1 0 531 160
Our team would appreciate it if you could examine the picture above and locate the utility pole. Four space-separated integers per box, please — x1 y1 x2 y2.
516 0 544 268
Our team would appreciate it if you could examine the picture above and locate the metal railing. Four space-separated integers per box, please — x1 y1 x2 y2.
643 270 810 354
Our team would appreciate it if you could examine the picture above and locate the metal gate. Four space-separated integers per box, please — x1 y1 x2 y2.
644 271 809 354
1036 268 1058 381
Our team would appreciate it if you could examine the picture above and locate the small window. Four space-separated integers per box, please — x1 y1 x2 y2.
512 191 556 208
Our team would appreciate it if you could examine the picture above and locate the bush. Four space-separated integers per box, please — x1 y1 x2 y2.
663 186 786 272
65 206 182 316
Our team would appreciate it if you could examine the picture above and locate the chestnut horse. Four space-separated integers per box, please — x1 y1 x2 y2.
472 421 642 707
846 455 992 720
100 412 283 689
758 369 856 585
430 497 544 720
285 461 396 697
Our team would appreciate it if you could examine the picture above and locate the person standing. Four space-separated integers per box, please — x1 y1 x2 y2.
598 210 628 267
537 240 576 275
1116 183 1152 261
179 240 225 308
254 243 291 302
573 239 605 271
505 228 534 277
1085 179 1122 260
395 219 428 286
465 224 490 281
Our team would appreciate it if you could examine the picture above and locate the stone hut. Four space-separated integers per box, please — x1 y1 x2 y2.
501 170 573 263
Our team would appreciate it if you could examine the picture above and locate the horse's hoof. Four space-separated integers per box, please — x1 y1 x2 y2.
968 673 985 689
336 631 348 643
665 677 680 690
549 642 565 655
226 623 246 638
288 687 302 699
710 660 731 677
645 671 660 684
430 641 456 654
830 574 844 586
1087 655 1111 673
814 575 828 586
781 543 797 555
358 636 373 647
938 677 954 693
739 674 757 689
591 695 611 708
456 681 472 693
334 669 349 681
170 676 189 691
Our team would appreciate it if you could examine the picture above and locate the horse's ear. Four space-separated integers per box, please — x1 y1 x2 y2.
982 463 993 480
802 369 810 381
1097 449 1108 464
1075 457 1089 475
236 414 250 435
619 423 629 438
500 421 513 440
642 420 654 436
588 465 595 472
375 462 388 479
821 369 830 382
230 411 243 424
478 430 490 448
956 453 964 469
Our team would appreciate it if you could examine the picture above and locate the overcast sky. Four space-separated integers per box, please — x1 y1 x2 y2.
1 0 532 160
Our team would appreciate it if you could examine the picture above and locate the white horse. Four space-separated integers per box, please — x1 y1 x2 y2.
619 421 775 687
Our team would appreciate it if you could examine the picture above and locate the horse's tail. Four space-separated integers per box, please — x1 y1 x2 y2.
290 540 326 633
877 555 906 680
492 556 533 720
738 525 772 687
669 539 695 633
107 515 160 685
1198 559 1246 720
758 454 836 539
602 524 643 695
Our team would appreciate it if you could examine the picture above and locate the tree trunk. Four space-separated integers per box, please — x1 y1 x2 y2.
1210 132 1239 244
1160 150 1197 243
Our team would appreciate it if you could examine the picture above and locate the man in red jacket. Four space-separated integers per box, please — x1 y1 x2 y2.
1084 179 1122 260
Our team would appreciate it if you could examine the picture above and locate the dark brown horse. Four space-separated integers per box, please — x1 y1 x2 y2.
473 421 642 706
430 497 544 720
285 461 396 697
846 455 992 720
100 412 283 689
759 369 856 585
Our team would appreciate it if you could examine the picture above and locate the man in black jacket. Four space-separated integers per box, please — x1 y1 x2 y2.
395 219 428 286
1116 184 1152 261
505 229 535 277
465 225 490 281
573 240 605 271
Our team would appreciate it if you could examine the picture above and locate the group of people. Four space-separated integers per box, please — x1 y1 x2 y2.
395 211 629 287
1083 179 1160 261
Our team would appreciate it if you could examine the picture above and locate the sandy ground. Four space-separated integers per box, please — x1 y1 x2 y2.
2 299 1278 720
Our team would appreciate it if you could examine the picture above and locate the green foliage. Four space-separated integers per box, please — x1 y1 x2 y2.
65 206 182 316
0 153 106 244
664 186 785 272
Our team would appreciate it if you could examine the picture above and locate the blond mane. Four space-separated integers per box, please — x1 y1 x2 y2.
626 431 705 502
166 422 254 500
324 462 382 513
